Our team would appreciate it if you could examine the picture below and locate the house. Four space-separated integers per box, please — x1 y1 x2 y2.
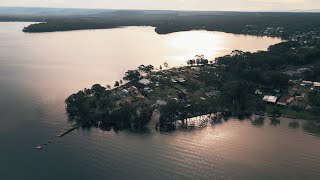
171 78 178 83
289 79 301 85
296 68 311 74
300 80 313 87
255 89 263 95
283 70 297 77
296 93 306 101
154 100 167 107
172 98 179 102
263 95 278 104
205 91 221 98
306 105 313 111
129 86 139 94
177 77 186 83
143 87 153 94
191 67 201 71
117 89 129 98
171 76 186 83
151 74 163 81
314 82 320 90
277 96 294 106
139 79 151 85
274 89 281 93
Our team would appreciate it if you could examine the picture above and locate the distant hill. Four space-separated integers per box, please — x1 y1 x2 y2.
292 9 320 13
0 7 115 16
1 7 320 15
1 7 320 18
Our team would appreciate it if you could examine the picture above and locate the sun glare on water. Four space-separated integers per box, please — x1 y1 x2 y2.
165 30 227 62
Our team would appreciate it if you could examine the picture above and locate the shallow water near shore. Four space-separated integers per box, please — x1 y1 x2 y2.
2 22 320 180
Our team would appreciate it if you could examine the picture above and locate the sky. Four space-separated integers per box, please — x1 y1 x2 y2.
1 0 320 11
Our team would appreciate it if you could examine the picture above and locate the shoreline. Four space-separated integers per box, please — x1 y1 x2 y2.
65 61 316 130
21 23 284 39
62 21 320 131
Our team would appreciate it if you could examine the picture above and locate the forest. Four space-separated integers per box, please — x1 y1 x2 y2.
0 9 318 39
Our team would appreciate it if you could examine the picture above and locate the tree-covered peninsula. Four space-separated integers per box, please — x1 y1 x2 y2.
66 35 320 132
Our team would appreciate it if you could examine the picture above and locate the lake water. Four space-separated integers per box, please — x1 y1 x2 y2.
1 22 320 180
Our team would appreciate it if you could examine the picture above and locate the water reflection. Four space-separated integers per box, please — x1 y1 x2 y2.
3 22 320 180
269 118 281 126
251 117 265 127
74 113 320 137
288 120 300 129
302 121 320 136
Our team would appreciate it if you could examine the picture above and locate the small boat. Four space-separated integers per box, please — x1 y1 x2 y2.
35 146 43 150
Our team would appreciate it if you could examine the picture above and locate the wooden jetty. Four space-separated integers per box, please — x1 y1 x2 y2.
56 124 82 137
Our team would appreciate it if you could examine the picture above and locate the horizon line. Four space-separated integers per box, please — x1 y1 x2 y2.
0 6 320 13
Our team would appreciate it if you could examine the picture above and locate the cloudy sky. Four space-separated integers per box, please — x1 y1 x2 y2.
1 0 320 11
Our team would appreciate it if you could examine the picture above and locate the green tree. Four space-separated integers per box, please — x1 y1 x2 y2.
309 91 320 106
164 62 169 69
91 84 106 95
123 70 141 82
114 81 120 87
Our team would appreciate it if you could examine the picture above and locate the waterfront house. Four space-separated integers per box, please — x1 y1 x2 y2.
314 82 320 91
277 96 294 106
300 80 313 88
263 95 278 104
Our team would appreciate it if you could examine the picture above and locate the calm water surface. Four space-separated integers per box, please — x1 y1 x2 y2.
1 22 320 180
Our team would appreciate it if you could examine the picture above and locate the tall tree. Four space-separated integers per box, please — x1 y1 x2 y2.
123 70 141 82
114 81 120 87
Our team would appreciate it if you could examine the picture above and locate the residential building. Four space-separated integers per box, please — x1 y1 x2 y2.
139 79 151 85
277 96 294 106
314 82 320 90
300 80 313 87
263 95 278 104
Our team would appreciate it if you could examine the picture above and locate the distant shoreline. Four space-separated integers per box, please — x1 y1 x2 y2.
0 11 317 40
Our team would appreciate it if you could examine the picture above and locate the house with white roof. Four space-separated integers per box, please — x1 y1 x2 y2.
314 82 320 90
139 79 151 85
263 95 278 104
